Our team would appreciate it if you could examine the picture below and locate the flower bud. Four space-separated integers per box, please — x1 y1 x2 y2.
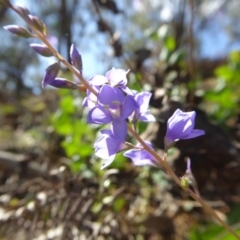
14 5 31 23
180 176 190 189
164 109 205 150
50 78 78 89
42 62 60 88
70 44 82 74
4 25 34 38
30 43 53 57
28 15 46 35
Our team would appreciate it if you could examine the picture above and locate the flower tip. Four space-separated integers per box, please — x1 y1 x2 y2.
70 44 82 72
30 43 53 57
42 62 60 88
4 25 34 38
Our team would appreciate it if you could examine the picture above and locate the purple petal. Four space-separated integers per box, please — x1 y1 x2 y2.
70 44 82 73
101 155 116 169
101 129 112 135
139 112 156 122
164 109 205 148
88 75 108 86
49 78 78 89
105 68 129 86
181 129 205 140
94 138 118 158
168 109 195 130
83 88 99 109
42 62 60 88
121 95 139 119
121 85 135 96
124 148 155 166
88 106 112 124
112 118 127 142
94 131 124 159
135 92 152 114
166 109 196 140
98 85 124 108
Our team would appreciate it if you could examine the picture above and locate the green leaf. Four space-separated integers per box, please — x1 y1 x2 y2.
113 198 126 212
164 36 176 51
215 66 232 80
60 95 75 114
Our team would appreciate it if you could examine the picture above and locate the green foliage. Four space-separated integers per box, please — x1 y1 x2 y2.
204 51 240 123
50 89 129 173
51 89 96 173
189 204 240 239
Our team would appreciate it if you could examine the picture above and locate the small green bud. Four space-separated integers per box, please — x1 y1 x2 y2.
180 176 189 189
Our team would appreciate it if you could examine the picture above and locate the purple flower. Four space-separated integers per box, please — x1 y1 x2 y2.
88 85 138 141
70 44 82 74
105 68 128 86
165 109 205 149
89 68 128 86
123 141 158 167
88 68 133 95
82 86 100 109
94 129 127 169
130 92 155 123
42 62 60 88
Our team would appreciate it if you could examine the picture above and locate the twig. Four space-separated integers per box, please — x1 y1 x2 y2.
188 0 196 107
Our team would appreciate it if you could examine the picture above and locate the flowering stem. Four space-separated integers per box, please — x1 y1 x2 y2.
10 5 240 239
127 125 240 239
11 5 97 96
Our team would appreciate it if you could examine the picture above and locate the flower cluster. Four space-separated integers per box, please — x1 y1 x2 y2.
29 43 205 169
4 11 206 168
83 67 156 169
26 44 156 169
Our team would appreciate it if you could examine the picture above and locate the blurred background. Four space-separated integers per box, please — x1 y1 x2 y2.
1 0 240 239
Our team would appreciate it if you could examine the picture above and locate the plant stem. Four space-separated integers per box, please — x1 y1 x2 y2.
11 5 97 96
10 4 240 239
128 126 240 239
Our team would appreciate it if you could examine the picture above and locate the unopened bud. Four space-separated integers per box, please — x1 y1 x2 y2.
14 5 31 23
70 44 82 74
42 62 60 88
180 176 190 189
28 15 46 35
4 25 34 38
30 43 53 57
50 78 78 89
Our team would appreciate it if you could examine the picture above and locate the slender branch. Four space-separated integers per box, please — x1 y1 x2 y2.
11 5 97 96
188 0 196 107
128 126 240 239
